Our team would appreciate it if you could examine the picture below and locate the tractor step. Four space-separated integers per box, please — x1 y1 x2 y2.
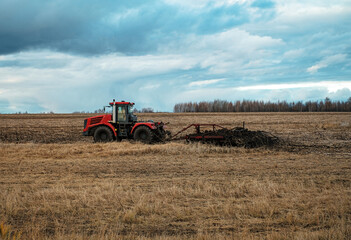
119 126 128 137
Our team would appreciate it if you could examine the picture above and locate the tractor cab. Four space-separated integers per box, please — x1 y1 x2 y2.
109 99 137 124
83 99 168 143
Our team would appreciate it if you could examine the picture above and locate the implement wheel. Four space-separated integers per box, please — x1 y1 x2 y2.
94 126 113 142
133 126 153 144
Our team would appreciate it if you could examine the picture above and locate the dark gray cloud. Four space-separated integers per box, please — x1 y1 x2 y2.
0 0 250 55
0 0 154 54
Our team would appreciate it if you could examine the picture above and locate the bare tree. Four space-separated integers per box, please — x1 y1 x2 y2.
173 98 351 113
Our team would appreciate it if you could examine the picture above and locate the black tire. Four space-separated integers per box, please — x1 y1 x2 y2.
94 126 113 142
133 126 153 144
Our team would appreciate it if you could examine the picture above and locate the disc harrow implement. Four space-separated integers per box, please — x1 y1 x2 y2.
171 124 280 148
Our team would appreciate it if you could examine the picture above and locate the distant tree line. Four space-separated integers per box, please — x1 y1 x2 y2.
173 98 351 112
134 108 154 113
8 111 55 114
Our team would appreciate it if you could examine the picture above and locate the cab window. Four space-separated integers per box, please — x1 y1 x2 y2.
117 106 126 122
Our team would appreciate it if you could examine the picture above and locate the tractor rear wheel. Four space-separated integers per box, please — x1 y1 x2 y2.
94 126 113 142
133 126 153 144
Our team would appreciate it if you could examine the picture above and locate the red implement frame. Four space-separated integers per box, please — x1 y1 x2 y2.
171 124 226 140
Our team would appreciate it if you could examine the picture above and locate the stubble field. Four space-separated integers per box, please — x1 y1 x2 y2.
0 112 350 239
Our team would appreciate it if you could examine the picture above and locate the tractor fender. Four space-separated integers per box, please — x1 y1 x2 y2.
89 123 117 137
131 122 157 134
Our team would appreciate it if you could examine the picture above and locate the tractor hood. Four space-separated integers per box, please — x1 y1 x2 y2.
83 114 112 132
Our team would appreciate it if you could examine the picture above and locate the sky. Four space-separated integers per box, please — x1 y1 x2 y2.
0 0 350 113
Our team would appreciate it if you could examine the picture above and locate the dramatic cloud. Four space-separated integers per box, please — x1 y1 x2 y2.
0 0 252 55
0 0 350 112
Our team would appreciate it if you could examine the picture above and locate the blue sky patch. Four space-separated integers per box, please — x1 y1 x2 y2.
251 0 275 9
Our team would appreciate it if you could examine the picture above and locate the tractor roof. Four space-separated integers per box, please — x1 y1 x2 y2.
109 101 134 106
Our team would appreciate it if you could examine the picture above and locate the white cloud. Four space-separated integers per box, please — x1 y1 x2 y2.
307 64 327 73
164 28 283 74
307 54 347 73
275 2 351 25
190 28 283 53
139 84 160 90
236 81 351 93
283 49 304 59
1 77 23 83
189 78 226 87
175 80 351 104
243 1 351 39
163 0 253 9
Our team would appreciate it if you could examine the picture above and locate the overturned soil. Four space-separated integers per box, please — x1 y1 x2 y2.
186 127 280 148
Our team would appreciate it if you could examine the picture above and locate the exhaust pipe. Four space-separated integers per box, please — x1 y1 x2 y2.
112 99 117 123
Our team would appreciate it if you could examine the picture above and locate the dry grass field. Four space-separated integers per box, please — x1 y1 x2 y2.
0 113 350 239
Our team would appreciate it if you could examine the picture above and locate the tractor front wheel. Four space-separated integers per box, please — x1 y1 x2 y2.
133 126 153 144
94 126 113 142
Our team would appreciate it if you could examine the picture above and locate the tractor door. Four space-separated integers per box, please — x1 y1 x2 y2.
117 105 129 137
117 105 128 123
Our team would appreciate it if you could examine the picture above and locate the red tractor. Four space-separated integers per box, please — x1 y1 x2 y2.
83 100 167 143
